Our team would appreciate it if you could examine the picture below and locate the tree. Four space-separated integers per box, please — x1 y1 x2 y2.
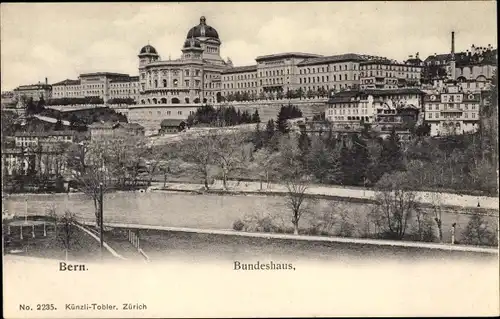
54 115 64 131
306 136 341 184
297 128 311 167
372 171 420 240
296 87 304 99
252 148 281 188
181 135 216 189
276 90 284 100
252 123 264 150
66 140 113 227
251 110 261 123
56 211 78 261
349 134 370 185
284 173 311 235
277 104 303 134
264 119 276 146
379 129 404 175
25 97 36 115
462 214 498 246
211 131 250 190
428 192 444 242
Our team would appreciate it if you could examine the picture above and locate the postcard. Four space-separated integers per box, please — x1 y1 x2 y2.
2 2 499 318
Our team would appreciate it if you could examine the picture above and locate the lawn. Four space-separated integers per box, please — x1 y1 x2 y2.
3 216 115 262
113 228 498 264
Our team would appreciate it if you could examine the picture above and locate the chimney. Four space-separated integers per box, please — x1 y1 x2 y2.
451 31 455 56
45 77 48 85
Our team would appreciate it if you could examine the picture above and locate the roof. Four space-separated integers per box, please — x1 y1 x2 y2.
14 84 51 91
365 88 425 96
139 44 158 55
160 119 185 127
33 115 71 126
256 52 322 62
120 122 144 130
298 53 365 66
88 122 116 129
52 79 81 86
328 88 425 103
186 16 219 40
13 130 77 137
79 72 130 78
88 121 144 130
222 65 257 74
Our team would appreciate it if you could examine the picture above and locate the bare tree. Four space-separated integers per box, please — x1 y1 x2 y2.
285 176 310 235
211 131 251 190
180 135 216 190
66 140 112 227
56 211 78 261
428 192 444 242
373 171 420 240
252 149 281 189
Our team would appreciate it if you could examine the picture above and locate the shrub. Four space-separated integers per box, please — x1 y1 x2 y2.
232 219 245 231
462 214 498 247
337 210 355 238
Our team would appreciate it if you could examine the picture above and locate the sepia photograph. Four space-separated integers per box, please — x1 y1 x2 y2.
1 1 499 318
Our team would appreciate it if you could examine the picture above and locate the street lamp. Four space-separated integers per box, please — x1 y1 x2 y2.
99 182 104 258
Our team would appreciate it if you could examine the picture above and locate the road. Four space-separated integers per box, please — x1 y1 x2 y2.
152 179 500 211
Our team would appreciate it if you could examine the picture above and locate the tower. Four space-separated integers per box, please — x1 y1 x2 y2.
138 44 159 68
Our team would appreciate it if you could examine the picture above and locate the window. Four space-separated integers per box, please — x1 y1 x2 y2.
178 111 182 115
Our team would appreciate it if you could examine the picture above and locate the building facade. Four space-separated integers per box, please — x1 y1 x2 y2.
359 59 422 89
13 79 52 102
423 83 481 136
2 130 81 177
423 32 497 89
52 73 140 103
325 88 425 130
88 122 145 140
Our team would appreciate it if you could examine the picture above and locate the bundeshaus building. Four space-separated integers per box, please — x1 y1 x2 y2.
18 17 494 136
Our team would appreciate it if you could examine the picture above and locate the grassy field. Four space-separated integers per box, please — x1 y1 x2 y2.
2 216 115 262
110 228 497 264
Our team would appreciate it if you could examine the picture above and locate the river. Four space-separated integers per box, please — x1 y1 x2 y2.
2 191 497 243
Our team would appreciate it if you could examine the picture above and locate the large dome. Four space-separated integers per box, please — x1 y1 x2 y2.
186 16 219 40
139 44 158 55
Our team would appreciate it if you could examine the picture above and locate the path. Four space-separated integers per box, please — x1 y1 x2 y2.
79 221 499 254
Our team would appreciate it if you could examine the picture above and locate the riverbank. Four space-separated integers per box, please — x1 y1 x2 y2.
153 179 500 212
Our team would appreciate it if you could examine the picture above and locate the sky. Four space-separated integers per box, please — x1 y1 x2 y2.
1 2 497 91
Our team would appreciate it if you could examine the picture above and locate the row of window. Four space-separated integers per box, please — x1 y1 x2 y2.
53 86 80 91
425 103 478 110
300 64 354 74
148 110 195 116
328 115 370 122
144 69 202 78
360 71 420 78
223 73 256 81
427 112 477 119
148 79 201 88
299 74 354 84
140 97 205 104
360 65 420 72
110 89 138 94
